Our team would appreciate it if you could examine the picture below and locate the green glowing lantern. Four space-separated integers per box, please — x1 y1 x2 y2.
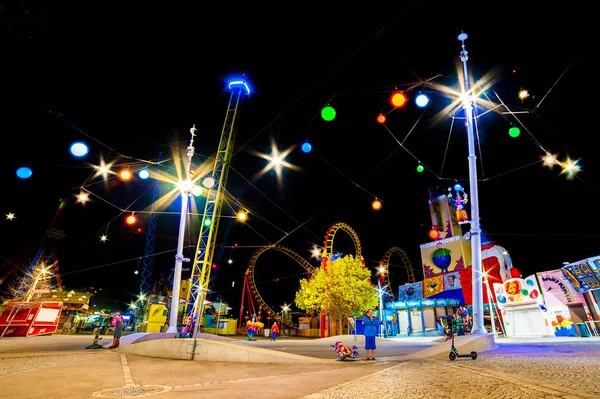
321 106 336 121
509 126 521 138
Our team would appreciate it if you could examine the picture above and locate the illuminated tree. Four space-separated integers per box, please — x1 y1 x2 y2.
295 254 378 333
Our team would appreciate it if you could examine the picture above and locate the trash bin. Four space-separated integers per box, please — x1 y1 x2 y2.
264 328 270 337
577 323 590 337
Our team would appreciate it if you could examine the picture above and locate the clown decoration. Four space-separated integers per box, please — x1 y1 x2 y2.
448 184 469 223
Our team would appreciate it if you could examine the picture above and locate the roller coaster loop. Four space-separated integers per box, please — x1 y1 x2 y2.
379 247 416 301
247 245 316 329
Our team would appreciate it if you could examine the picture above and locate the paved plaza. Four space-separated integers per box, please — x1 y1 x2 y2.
1 334 599 398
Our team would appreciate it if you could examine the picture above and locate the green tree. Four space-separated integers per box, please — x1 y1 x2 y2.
295 254 378 334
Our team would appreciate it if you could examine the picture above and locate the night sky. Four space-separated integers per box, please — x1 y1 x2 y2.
1 2 598 315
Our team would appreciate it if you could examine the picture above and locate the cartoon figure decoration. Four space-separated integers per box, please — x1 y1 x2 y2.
332 341 359 360
448 184 469 223
246 317 264 341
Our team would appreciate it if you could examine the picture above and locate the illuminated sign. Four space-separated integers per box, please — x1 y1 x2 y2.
561 256 600 293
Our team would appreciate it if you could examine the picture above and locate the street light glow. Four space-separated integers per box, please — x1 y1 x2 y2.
543 154 556 166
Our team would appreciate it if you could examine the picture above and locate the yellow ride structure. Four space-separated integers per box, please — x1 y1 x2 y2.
186 78 250 322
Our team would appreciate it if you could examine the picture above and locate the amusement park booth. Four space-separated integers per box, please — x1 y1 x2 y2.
560 256 600 336
0 301 63 337
537 269 593 336
36 290 93 332
493 274 554 337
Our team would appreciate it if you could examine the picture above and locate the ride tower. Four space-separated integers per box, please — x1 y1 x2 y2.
186 77 251 327
11 199 68 298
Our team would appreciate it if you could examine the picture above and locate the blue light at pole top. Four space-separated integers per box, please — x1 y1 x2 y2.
228 78 250 95
454 183 463 192
16 166 33 179
301 141 312 153
70 141 89 157
415 94 429 108
138 169 150 179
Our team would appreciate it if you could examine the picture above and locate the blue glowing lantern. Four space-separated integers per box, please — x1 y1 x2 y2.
415 94 430 108
138 169 150 179
70 141 89 157
16 166 33 179
301 141 312 153
453 183 462 192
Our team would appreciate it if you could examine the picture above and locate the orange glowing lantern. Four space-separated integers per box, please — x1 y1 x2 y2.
376 114 386 124
126 214 137 225
372 199 382 210
120 170 132 181
428 228 440 240
390 92 407 108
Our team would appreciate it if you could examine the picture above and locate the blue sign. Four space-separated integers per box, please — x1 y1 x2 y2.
561 256 600 293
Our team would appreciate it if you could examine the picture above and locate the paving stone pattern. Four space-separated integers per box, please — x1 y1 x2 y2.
305 356 600 399
0 353 108 378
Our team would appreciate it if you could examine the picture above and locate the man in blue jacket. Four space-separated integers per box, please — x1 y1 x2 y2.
363 309 385 360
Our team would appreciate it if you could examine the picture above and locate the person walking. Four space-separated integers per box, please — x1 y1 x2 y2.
106 311 125 349
270 321 280 341
363 309 384 360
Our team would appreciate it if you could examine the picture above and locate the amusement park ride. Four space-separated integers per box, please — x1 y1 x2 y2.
183 78 251 333
1 199 67 297
237 221 416 337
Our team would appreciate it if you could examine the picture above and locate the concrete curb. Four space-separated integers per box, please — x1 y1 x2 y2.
113 333 495 364
115 338 334 364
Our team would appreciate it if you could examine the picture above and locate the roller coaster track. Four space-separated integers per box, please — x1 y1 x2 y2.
380 247 415 301
247 245 316 329
321 222 363 269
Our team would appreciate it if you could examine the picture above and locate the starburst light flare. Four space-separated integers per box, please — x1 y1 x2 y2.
250 138 301 186
140 141 213 217
91 158 115 180
425 66 500 126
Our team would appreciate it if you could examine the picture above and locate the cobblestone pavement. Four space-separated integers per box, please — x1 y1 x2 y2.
0 352 109 378
304 354 600 399
1 336 600 398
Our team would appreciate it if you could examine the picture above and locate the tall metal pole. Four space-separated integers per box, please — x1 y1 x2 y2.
458 32 486 335
377 280 384 338
166 126 196 333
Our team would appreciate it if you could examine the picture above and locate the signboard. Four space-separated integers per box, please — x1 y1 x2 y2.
561 256 600 293
493 275 543 306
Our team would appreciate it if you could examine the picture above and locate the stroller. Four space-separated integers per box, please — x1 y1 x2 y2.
332 341 359 360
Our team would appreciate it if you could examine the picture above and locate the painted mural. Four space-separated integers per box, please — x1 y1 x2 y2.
420 236 470 278
398 281 423 302
422 276 444 298
537 269 591 336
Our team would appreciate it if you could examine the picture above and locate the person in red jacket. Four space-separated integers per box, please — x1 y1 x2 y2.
270 321 280 341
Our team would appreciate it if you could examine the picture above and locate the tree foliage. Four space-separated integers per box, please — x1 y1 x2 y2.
295 255 378 333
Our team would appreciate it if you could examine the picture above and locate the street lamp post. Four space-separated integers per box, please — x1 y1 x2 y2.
458 32 486 335
377 281 386 338
166 126 197 334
